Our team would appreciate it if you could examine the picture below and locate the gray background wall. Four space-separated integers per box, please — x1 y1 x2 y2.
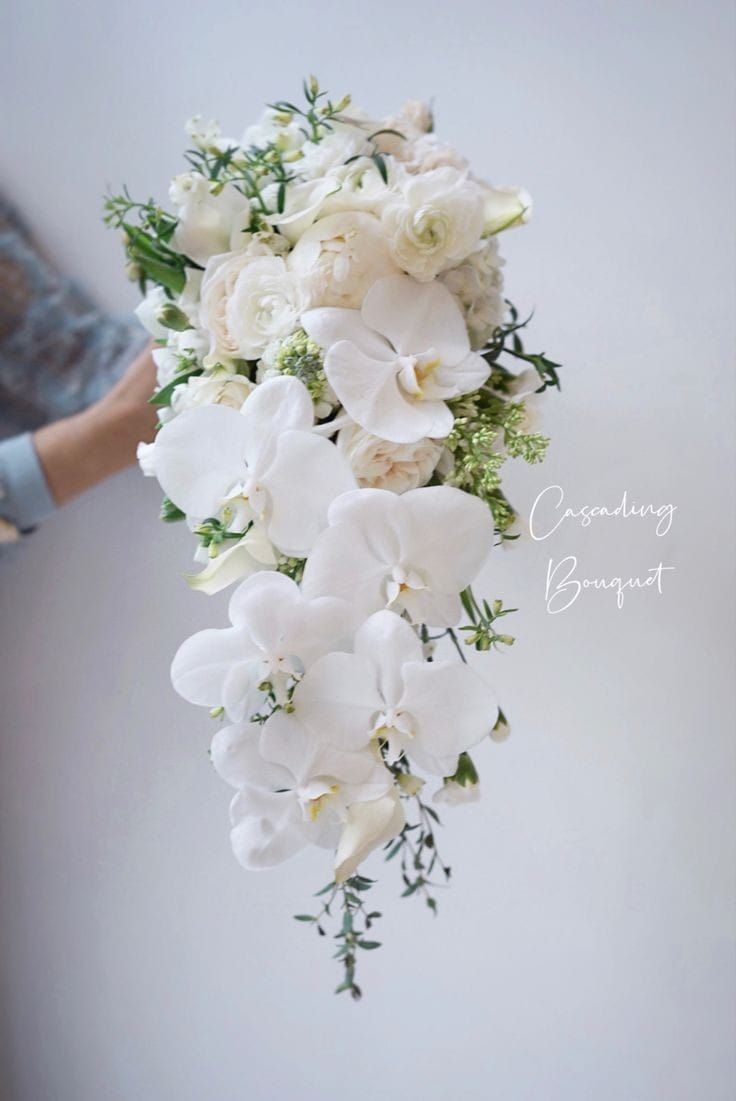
1 1 734 1098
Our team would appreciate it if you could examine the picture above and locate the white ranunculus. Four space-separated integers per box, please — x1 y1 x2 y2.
200 251 303 363
381 167 485 281
302 273 490 444
294 610 499 776
144 375 357 570
337 423 442 493
170 371 255 415
171 571 352 721
211 713 393 870
481 184 533 236
169 174 249 266
440 238 505 349
334 789 405 882
288 211 399 310
301 484 493 627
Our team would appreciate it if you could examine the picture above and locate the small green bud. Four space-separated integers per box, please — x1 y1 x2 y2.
497 634 515 647
209 706 225 719
156 303 190 331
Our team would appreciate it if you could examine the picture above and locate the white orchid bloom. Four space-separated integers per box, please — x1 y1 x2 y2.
334 789 405 882
302 274 490 444
144 375 357 565
211 713 393 870
293 610 498 776
171 571 352 721
301 485 493 627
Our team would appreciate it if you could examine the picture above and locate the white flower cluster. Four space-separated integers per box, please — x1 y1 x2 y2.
129 85 534 889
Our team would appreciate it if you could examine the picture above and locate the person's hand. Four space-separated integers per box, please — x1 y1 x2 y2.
34 342 157 506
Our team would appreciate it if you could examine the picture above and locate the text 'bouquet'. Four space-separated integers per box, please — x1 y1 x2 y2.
106 78 561 998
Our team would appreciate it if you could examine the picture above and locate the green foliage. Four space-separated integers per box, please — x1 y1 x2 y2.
295 876 381 1001
459 590 517 652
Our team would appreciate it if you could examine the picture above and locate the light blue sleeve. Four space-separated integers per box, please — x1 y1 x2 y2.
0 432 56 539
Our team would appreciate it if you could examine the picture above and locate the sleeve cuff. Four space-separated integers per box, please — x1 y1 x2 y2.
0 432 57 533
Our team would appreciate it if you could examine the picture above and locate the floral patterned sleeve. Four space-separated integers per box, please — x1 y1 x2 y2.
0 194 147 541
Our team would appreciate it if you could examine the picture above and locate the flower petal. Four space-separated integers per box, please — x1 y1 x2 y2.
211 722 292 789
435 351 490 397
362 274 470 363
185 530 277 595
302 306 393 360
334 790 405 882
301 521 393 617
262 429 356 556
151 405 249 519
171 625 259 710
399 660 498 775
294 652 381 751
229 786 310 869
399 486 493 594
325 341 453 443
353 610 422 707
240 375 314 467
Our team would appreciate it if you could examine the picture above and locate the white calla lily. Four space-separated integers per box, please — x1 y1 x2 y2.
302 274 489 443
334 789 405 882
302 485 492 627
144 375 357 566
171 571 352 721
211 713 393 870
294 610 498 776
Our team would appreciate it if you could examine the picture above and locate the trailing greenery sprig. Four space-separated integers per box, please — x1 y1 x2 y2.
294 876 382 1000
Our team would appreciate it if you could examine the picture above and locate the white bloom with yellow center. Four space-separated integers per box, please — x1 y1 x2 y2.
301 484 493 627
293 610 498 776
302 273 490 444
211 713 393 870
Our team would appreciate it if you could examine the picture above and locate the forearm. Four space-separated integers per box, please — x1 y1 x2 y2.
32 341 157 506
33 395 157 506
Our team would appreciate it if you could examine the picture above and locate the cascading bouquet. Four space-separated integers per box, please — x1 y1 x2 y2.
105 77 561 998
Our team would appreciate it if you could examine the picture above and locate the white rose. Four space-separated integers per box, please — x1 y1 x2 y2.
170 371 255 415
337 422 443 493
200 251 303 362
381 166 485 281
440 238 505 349
170 174 248 266
288 211 399 309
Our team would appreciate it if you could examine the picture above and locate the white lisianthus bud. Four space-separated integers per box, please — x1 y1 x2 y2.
337 423 443 493
396 772 425 796
490 716 510 743
433 779 480 805
481 185 533 236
